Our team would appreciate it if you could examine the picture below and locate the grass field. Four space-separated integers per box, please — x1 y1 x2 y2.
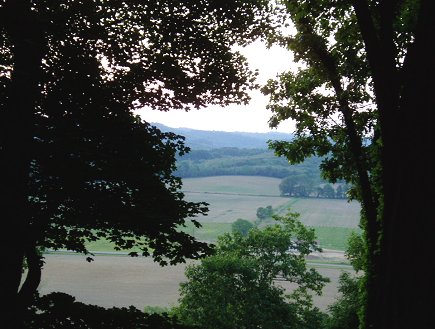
182 176 282 196
312 226 361 250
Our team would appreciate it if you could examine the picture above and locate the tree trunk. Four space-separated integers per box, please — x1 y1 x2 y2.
378 1 434 328
0 1 45 326
18 245 43 308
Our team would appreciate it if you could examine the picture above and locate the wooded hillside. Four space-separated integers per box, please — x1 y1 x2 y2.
176 147 323 180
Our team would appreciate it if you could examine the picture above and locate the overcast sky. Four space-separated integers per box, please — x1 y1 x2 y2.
136 41 297 133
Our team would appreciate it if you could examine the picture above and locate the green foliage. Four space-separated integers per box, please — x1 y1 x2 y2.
279 175 313 197
231 218 254 236
143 305 172 315
175 211 329 329
262 0 380 205
325 272 361 329
258 2 421 326
325 232 365 329
345 232 366 273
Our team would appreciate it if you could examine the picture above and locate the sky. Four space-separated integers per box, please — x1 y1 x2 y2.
136 41 298 133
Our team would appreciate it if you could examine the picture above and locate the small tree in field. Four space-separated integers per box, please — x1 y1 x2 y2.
256 205 274 223
231 218 255 237
175 211 329 329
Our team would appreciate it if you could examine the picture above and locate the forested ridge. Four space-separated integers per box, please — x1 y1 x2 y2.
176 147 322 179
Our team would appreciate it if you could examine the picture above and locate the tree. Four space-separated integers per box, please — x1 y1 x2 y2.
175 211 329 329
261 1 434 327
322 184 336 199
231 218 255 236
279 176 298 196
0 0 276 325
256 205 274 221
325 272 361 329
335 185 345 199
279 174 315 197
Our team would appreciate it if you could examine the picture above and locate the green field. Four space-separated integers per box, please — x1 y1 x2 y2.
311 226 361 250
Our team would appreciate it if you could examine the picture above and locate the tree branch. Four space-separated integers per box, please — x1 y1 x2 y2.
352 0 382 79
295 21 378 235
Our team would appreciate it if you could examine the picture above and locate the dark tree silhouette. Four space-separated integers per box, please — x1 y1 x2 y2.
0 0 274 325
22 292 195 329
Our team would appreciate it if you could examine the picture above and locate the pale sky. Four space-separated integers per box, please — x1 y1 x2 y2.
136 41 297 133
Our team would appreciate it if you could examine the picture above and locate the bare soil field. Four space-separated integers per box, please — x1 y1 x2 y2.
38 253 354 312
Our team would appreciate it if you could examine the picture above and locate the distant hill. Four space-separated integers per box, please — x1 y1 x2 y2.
152 123 348 198
153 123 293 149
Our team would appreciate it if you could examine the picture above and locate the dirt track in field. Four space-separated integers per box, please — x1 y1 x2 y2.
38 253 353 311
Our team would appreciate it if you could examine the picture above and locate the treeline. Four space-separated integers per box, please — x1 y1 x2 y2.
279 176 350 199
176 147 323 179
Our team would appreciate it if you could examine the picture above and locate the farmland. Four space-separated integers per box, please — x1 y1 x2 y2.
84 176 361 251
180 176 361 249
42 175 361 312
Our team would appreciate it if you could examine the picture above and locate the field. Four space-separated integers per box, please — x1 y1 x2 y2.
183 176 359 225
180 176 361 249
42 176 361 312
85 176 361 251
182 176 283 196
